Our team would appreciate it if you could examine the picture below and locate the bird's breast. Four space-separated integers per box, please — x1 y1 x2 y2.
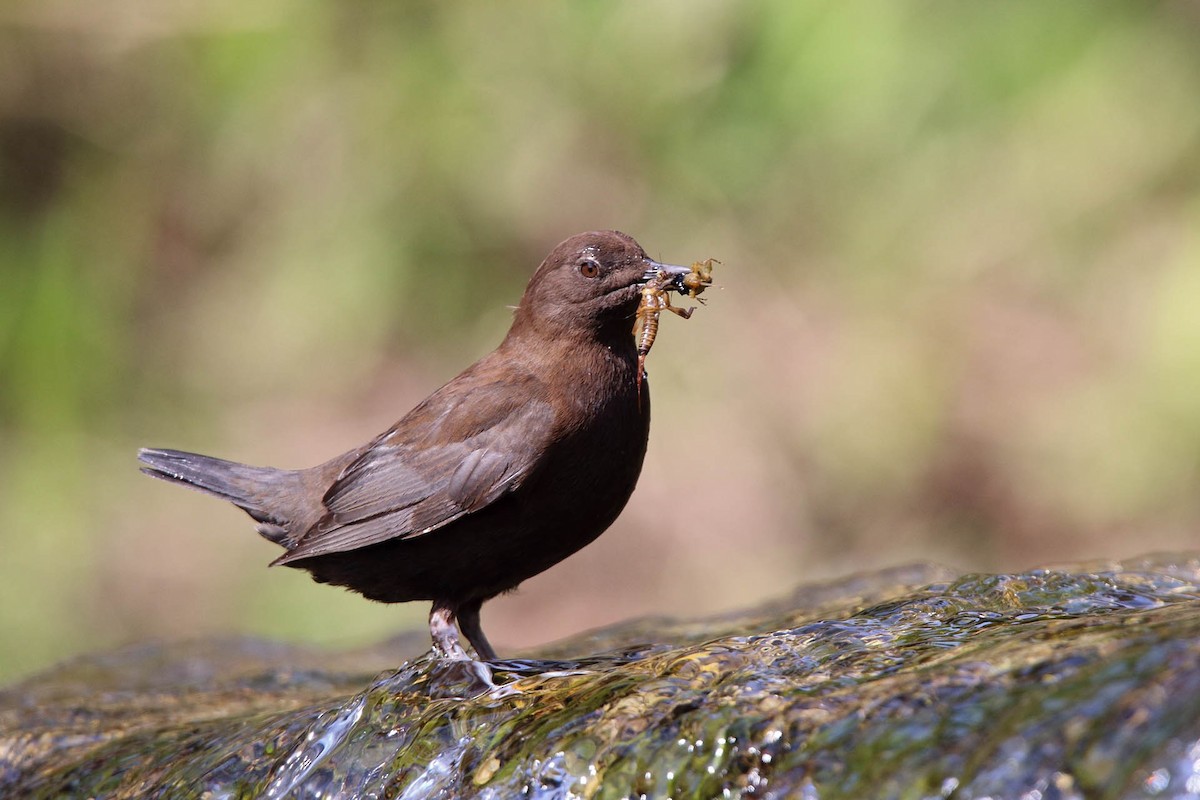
517 345 649 536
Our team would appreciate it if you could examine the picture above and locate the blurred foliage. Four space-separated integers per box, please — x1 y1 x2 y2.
1 0 1199 682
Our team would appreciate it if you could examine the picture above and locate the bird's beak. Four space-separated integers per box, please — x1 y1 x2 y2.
641 259 692 289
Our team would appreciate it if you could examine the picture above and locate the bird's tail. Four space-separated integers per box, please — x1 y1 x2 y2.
137 447 299 545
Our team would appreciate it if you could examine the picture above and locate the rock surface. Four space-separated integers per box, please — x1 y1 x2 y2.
4 556 1200 799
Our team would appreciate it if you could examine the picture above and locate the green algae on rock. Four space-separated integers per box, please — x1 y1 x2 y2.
4 556 1200 798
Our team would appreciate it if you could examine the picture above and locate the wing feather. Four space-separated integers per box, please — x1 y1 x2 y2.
274 374 554 564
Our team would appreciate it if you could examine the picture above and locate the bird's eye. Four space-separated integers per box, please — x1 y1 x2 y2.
578 258 601 278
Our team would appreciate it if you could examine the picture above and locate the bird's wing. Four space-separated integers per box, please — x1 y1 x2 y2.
274 375 555 564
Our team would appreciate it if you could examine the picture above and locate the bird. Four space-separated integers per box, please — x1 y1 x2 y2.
138 230 696 662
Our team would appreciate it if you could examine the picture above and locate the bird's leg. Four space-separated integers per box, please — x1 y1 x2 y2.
457 598 498 661
429 600 470 660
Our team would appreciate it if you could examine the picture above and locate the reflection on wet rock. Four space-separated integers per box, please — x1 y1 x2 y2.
4 556 1200 798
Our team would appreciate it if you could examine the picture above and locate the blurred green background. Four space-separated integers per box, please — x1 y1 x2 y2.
2 1 1199 682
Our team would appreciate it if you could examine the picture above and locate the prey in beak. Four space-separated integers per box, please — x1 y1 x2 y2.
633 258 719 405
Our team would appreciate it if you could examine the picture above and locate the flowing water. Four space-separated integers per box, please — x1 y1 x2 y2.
4 556 1200 798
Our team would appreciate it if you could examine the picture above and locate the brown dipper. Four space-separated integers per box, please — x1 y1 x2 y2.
139 231 696 661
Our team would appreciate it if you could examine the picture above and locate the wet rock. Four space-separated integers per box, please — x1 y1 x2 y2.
3 556 1200 799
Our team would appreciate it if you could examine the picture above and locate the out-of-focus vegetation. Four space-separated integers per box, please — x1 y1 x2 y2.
1 1 1198 682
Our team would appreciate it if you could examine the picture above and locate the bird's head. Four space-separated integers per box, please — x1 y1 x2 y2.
513 230 691 340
